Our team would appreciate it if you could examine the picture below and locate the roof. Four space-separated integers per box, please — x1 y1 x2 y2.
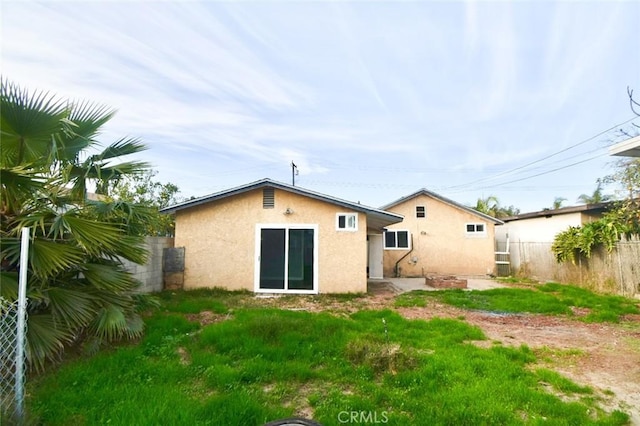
609 135 640 157
160 178 404 231
501 202 613 222
380 188 504 225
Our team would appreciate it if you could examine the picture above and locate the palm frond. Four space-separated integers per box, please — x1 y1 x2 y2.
85 161 151 182
0 78 68 166
68 99 115 133
45 286 97 329
94 137 147 161
0 272 19 299
55 100 117 162
113 235 148 264
0 166 45 213
59 214 124 255
89 305 128 341
26 314 74 371
81 263 139 292
29 239 85 279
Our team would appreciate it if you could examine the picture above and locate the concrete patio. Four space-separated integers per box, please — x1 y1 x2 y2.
368 277 507 294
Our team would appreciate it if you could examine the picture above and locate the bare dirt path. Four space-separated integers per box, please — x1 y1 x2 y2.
260 283 640 424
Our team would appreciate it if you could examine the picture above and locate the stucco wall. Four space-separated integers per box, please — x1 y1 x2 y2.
174 188 367 293
496 213 584 244
383 194 496 276
495 211 604 273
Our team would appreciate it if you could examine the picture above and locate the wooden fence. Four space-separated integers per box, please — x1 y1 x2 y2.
511 236 639 298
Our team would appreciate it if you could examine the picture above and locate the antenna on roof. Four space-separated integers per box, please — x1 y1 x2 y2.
291 161 299 186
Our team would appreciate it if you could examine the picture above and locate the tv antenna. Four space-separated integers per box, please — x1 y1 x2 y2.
291 161 299 186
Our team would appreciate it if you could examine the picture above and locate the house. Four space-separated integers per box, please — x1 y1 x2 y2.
379 189 503 277
496 203 612 243
609 134 640 157
494 202 613 273
160 178 403 294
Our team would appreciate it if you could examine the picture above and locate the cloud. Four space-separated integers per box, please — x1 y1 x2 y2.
2 1 638 213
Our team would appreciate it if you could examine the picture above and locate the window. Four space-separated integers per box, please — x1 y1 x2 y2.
263 188 275 208
384 230 410 249
416 206 426 218
465 223 486 236
336 213 358 231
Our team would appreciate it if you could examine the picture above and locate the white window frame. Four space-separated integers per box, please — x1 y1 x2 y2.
336 213 358 232
254 223 319 294
384 229 411 250
416 205 426 218
465 223 487 237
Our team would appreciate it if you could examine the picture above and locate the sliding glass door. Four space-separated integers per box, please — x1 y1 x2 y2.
257 225 317 293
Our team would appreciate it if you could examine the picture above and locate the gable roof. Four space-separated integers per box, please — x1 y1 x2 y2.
380 188 503 225
160 178 404 231
501 202 613 222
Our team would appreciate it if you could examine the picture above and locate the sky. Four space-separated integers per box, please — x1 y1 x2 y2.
2 1 639 214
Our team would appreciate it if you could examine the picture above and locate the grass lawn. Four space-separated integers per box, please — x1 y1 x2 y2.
26 285 633 425
395 282 640 322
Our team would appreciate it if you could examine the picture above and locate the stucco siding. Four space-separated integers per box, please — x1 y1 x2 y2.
174 188 366 293
496 213 583 244
383 194 496 276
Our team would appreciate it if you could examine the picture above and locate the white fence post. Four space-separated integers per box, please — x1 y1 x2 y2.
15 227 30 420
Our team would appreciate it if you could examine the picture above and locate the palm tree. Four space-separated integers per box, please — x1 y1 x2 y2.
1 79 155 369
576 182 612 204
473 195 500 217
472 195 519 218
552 197 567 210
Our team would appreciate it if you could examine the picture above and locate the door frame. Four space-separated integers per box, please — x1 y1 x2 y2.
367 233 384 279
254 223 319 294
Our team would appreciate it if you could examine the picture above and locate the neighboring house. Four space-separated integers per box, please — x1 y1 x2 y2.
496 203 612 243
495 202 613 272
609 134 640 157
379 189 503 277
160 178 402 294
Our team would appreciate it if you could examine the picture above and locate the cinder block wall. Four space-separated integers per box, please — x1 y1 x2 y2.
121 237 174 293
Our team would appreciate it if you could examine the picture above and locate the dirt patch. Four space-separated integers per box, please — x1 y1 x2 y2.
176 346 191 365
185 310 232 326
370 286 640 425
232 284 640 423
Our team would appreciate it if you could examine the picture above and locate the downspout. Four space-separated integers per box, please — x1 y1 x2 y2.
394 234 415 278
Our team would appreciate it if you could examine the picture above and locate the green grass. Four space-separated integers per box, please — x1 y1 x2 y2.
26 290 630 425
395 283 640 322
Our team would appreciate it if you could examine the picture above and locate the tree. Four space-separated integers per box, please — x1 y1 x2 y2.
110 170 181 236
473 195 500 217
576 182 612 204
1 79 156 369
553 160 639 264
471 195 520 218
552 197 567 210
552 88 640 263
601 158 640 231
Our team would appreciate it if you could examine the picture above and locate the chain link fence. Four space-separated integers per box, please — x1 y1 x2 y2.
1 297 28 422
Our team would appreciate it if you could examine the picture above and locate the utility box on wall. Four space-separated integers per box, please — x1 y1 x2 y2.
163 247 185 290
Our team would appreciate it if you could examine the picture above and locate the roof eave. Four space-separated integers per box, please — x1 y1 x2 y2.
160 179 404 227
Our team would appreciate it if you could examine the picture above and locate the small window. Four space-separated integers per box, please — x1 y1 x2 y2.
384 230 410 249
263 188 274 208
416 206 426 218
465 223 486 236
336 213 357 231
